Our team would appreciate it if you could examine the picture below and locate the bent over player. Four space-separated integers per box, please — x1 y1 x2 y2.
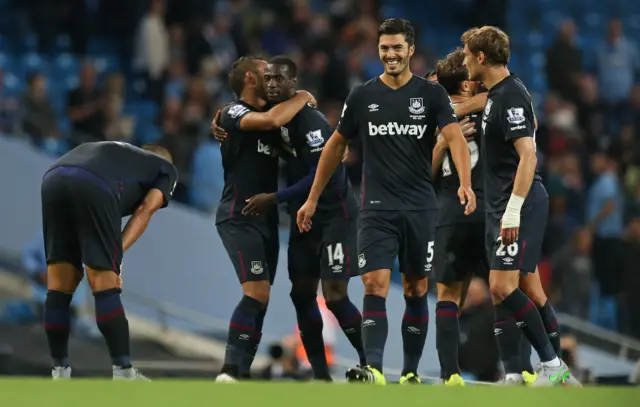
461 26 577 386
298 18 475 385
431 49 487 387
215 56 315 382
41 141 178 380
239 56 365 380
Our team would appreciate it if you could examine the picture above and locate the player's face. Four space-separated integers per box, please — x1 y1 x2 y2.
250 60 268 100
264 64 296 104
463 44 484 82
378 34 414 77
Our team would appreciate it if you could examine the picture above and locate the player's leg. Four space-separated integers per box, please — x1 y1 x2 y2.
41 173 83 379
288 231 330 381
519 270 560 356
216 221 270 382
345 211 397 384
433 225 468 385
72 182 147 380
320 221 365 366
397 209 438 384
488 206 569 386
239 228 279 379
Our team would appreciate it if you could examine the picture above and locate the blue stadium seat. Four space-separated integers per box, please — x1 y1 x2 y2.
124 101 158 121
92 55 120 75
135 122 161 145
20 52 48 78
2 71 22 96
0 52 12 71
52 54 79 78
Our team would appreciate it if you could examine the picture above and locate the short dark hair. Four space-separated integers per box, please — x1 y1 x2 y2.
228 56 265 96
378 18 415 46
143 144 173 163
436 48 469 95
269 55 297 78
461 26 510 66
423 69 436 80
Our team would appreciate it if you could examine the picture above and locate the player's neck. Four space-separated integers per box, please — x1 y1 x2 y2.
239 90 266 110
450 94 470 103
481 66 510 90
379 70 413 89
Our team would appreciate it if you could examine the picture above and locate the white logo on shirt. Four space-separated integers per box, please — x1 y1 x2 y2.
409 98 425 115
305 129 324 147
368 122 428 139
341 103 348 118
368 104 379 112
228 104 249 119
257 139 273 156
484 99 493 118
506 107 525 124
280 126 290 144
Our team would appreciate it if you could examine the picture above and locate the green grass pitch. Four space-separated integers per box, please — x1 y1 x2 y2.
0 379 636 407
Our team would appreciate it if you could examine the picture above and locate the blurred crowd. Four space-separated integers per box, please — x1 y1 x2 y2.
0 0 639 340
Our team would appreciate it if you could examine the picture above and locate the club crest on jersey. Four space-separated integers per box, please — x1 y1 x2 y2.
250 261 264 275
280 126 290 144
506 107 525 125
305 129 324 147
409 98 425 115
358 254 366 268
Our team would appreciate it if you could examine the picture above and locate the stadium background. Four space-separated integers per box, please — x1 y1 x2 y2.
0 0 638 384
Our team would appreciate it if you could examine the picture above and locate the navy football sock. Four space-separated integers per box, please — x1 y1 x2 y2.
94 288 131 368
240 306 267 378
494 303 522 374
502 289 556 362
435 301 460 379
401 295 429 376
326 297 366 366
537 300 561 356
362 295 388 372
43 290 73 367
222 295 264 377
291 294 330 379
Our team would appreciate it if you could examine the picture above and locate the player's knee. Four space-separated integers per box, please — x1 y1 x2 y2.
519 272 547 306
47 262 83 293
242 280 270 304
85 266 120 292
403 276 428 297
489 280 517 303
321 280 348 302
437 282 462 304
362 270 390 297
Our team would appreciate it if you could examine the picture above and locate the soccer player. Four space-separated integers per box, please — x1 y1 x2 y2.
297 18 476 385
431 48 487 387
460 26 576 386
41 141 178 380
238 56 365 380
215 56 315 383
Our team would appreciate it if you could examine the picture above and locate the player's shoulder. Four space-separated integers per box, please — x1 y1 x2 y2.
222 100 255 119
348 78 378 98
299 103 330 123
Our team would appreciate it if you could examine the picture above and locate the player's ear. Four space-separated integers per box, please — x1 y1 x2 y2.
408 44 415 58
477 51 485 66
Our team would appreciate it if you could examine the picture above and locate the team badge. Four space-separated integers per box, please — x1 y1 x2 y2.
250 261 264 275
408 98 425 115
358 254 366 268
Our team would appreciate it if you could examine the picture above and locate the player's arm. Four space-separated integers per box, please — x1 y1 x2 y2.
122 189 165 252
432 135 448 178
453 92 487 117
432 84 475 213
501 94 538 244
238 92 315 131
122 171 177 252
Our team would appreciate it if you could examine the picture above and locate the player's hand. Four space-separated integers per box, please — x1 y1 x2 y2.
296 199 318 233
297 90 317 107
500 195 523 245
500 222 519 246
459 117 477 141
211 110 228 141
458 185 476 215
242 193 277 216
